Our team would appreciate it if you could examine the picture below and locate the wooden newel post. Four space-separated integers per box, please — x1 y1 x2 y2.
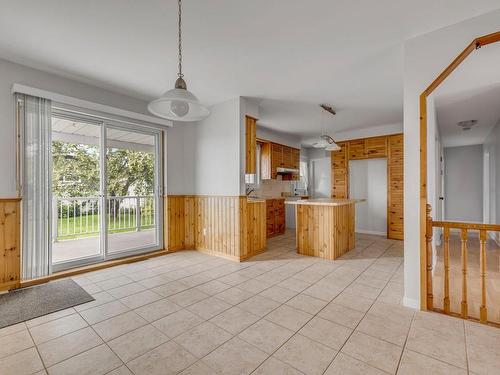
426 204 433 310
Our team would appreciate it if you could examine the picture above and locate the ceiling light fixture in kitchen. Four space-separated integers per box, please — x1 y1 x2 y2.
312 104 340 151
148 0 209 121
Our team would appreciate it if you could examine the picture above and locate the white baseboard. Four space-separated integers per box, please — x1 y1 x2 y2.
355 229 386 236
403 296 420 309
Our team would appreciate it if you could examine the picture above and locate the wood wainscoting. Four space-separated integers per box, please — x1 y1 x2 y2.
330 133 404 240
164 195 266 261
0 198 21 291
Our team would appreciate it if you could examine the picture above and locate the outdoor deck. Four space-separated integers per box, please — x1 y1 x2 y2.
52 229 156 264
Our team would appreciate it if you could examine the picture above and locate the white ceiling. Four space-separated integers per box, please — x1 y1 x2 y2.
1 0 500 146
434 42 500 147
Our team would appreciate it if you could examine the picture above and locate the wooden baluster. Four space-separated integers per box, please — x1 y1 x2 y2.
479 230 487 323
426 204 433 310
460 228 468 318
443 226 450 314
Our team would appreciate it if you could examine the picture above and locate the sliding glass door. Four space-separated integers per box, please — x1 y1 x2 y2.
51 112 162 271
105 126 161 258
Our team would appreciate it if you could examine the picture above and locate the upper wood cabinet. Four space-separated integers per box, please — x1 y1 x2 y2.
348 136 387 160
365 136 387 158
260 140 300 180
348 139 365 160
292 149 300 170
245 116 257 174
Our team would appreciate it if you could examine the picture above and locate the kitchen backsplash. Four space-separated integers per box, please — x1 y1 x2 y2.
249 179 293 197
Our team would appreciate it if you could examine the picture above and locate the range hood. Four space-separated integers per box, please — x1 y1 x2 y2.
276 167 299 174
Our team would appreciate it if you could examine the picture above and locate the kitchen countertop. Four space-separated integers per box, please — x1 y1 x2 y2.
247 196 286 201
285 198 365 206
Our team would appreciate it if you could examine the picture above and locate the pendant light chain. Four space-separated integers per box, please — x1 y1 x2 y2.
177 0 183 78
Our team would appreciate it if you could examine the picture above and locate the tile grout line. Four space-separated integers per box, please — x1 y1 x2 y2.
244 238 395 374
317 241 405 375
18 234 395 375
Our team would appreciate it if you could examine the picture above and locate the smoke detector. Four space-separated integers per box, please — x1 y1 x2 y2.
457 120 477 131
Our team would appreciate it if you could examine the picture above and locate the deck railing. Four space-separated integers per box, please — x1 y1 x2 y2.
52 195 155 241
426 204 500 324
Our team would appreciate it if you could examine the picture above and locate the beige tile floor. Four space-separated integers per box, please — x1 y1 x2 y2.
1 230 499 375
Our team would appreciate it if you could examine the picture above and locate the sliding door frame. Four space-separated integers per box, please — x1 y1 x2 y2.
50 108 164 272
103 121 163 261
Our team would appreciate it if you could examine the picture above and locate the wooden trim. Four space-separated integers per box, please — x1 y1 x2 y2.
0 199 21 291
419 30 500 312
432 221 500 231
337 133 402 145
419 94 428 310
245 116 257 174
20 248 175 288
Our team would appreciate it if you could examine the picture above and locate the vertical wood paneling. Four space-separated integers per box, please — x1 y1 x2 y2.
164 195 266 261
245 116 257 174
295 202 355 260
387 134 404 240
0 198 21 291
331 142 348 199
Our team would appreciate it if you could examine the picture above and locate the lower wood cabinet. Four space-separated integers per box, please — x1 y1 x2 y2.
266 198 285 237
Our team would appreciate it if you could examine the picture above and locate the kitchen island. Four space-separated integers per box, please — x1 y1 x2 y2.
285 198 363 260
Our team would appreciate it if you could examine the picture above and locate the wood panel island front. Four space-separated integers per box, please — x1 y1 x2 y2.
285 199 363 260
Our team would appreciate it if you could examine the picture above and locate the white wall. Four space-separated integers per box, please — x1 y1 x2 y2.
193 98 242 196
165 123 196 195
334 123 403 142
403 9 500 309
444 145 483 222
483 122 500 242
0 58 155 198
349 159 387 235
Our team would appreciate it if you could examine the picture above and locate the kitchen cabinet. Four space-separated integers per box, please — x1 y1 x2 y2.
259 140 300 180
266 198 285 237
245 116 257 174
365 136 387 158
331 141 348 198
292 149 300 169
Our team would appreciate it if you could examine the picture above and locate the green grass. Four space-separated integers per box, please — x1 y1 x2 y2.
56 213 154 240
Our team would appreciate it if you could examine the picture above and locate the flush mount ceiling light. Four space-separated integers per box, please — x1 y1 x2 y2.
457 120 478 131
148 0 209 122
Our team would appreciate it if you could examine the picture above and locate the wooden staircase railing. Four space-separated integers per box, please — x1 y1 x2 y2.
426 204 500 325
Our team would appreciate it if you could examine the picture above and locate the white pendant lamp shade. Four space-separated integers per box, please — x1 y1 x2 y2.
325 142 341 151
148 0 209 122
148 87 209 121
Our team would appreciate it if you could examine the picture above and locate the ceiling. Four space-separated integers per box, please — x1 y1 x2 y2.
434 41 500 147
1 1 500 146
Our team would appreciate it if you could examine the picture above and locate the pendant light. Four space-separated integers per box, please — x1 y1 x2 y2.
312 104 340 151
148 0 209 121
